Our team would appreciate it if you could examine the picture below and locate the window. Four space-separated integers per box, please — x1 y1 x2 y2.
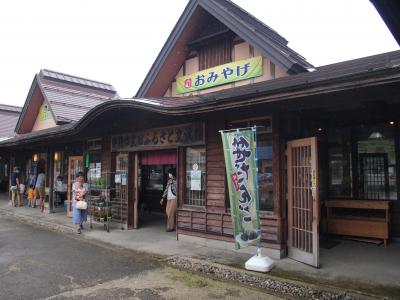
228 118 274 211
328 128 352 197
88 153 102 183
357 124 397 200
327 122 397 200
185 147 206 206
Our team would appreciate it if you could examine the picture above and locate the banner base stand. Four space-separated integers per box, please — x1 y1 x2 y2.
245 247 275 273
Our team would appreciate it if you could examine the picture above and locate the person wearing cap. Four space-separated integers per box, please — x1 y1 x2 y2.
160 168 177 232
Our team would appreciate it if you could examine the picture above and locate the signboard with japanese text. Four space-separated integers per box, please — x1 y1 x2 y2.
177 56 263 94
38 102 52 121
220 127 261 249
111 122 204 152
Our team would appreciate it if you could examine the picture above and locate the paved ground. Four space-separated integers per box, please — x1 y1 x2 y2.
0 217 283 300
1 195 400 290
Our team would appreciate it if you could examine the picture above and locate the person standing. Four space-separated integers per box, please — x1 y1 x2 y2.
160 168 177 232
10 166 21 207
72 172 88 234
27 184 35 208
35 168 46 213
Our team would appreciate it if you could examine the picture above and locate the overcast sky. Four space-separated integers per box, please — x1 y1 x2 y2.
0 0 398 107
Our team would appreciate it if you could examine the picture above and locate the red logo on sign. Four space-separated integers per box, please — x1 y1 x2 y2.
231 173 239 191
184 78 192 88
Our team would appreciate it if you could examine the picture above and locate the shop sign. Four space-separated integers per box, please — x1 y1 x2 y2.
111 122 204 152
190 163 201 191
38 103 52 121
220 127 261 249
176 56 263 94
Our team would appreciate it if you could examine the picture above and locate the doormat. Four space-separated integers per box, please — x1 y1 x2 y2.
320 239 340 249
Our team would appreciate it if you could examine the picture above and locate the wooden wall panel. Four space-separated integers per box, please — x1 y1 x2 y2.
206 120 226 211
176 118 283 247
391 201 400 237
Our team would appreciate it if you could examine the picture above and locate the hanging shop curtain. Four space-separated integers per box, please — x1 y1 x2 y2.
140 149 177 165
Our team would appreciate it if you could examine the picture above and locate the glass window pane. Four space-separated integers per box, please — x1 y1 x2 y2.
252 119 273 211
185 147 206 206
328 128 352 198
357 124 397 200
227 118 274 211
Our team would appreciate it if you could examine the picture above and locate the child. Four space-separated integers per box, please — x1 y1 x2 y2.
28 185 35 208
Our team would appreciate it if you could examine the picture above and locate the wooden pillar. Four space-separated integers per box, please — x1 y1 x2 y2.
128 151 138 229
48 149 55 213
178 147 185 208
272 114 283 243
351 127 359 199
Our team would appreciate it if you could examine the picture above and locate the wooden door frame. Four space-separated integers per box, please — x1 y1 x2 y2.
287 137 320 267
128 152 139 229
67 156 83 217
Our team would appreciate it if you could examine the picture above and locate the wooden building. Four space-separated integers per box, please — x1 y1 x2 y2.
1 0 400 267
0 104 21 192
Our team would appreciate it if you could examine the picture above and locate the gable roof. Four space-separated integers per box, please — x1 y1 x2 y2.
15 69 119 133
136 0 313 97
0 104 21 140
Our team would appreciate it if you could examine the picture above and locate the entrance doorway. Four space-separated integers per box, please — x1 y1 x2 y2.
137 149 177 228
287 137 320 267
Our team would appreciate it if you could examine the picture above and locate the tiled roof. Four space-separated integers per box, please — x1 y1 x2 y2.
2 50 400 147
0 104 22 113
40 69 116 93
0 105 21 138
38 73 118 123
15 69 119 133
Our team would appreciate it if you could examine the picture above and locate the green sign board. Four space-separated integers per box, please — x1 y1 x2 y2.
220 127 261 249
177 56 263 94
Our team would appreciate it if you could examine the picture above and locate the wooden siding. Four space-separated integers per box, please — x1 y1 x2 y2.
206 120 226 212
177 209 282 248
198 38 232 70
177 119 283 246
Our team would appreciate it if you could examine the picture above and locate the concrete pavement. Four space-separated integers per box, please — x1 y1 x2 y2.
1 194 400 299
0 217 284 300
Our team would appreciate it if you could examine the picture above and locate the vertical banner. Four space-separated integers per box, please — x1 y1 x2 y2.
220 127 261 249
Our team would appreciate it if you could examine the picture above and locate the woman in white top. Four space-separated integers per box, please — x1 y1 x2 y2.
72 172 88 234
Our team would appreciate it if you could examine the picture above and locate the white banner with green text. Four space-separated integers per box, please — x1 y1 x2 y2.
220 127 261 249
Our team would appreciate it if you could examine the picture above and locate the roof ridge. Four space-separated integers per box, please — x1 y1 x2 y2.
40 69 116 93
41 83 115 101
0 104 22 111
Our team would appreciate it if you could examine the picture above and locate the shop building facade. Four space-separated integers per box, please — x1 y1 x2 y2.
0 104 21 192
1 0 400 267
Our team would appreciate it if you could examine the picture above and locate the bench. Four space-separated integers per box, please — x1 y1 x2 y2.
326 199 390 246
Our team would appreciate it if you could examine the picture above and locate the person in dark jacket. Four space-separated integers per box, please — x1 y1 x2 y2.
160 168 177 232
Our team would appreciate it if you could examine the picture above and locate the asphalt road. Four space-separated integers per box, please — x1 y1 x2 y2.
0 217 283 300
